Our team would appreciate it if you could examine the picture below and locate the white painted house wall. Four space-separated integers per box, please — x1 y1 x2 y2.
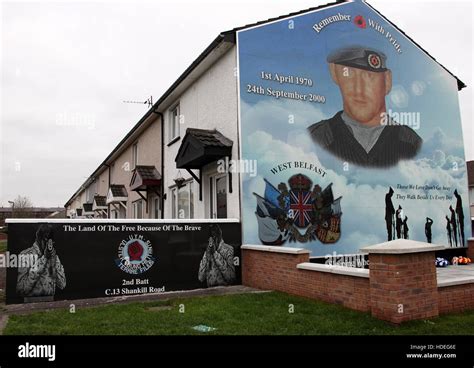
162 45 240 220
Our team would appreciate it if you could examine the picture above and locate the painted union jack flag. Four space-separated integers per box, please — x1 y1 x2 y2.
289 190 313 228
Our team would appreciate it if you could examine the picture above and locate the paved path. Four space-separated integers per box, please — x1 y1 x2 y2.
0 315 8 335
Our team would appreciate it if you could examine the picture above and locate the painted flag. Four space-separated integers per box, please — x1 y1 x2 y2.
264 179 282 208
321 183 334 206
331 196 342 215
289 190 313 228
254 193 285 219
255 212 287 245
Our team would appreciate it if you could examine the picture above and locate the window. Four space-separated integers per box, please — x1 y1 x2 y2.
150 196 160 219
170 181 194 219
209 174 227 218
169 104 180 142
132 142 138 169
171 188 177 218
86 180 96 203
133 200 143 219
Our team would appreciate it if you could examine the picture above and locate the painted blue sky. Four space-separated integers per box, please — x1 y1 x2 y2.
238 0 470 255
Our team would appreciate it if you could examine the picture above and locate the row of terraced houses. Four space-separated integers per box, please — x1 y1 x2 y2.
64 31 240 220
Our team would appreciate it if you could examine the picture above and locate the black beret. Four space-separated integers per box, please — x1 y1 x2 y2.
327 46 388 72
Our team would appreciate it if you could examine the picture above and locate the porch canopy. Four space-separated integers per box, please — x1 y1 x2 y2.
175 128 233 200
82 203 94 218
130 165 162 211
106 184 128 213
93 195 108 217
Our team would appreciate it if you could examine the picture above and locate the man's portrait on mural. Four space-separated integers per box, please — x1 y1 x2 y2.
308 45 422 168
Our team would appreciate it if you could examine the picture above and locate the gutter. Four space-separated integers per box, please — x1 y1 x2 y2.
152 110 165 219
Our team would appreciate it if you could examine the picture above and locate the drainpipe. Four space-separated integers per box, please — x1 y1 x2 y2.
104 164 110 218
152 110 165 219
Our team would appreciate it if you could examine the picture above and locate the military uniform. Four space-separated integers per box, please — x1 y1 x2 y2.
308 111 422 168
308 45 422 168
198 238 236 287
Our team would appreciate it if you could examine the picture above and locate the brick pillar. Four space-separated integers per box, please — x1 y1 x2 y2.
467 238 474 260
361 239 443 324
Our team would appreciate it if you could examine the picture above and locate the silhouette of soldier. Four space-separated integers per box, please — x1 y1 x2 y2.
425 217 433 243
385 187 395 240
454 189 465 246
449 206 458 247
396 205 403 239
445 215 452 247
402 216 409 239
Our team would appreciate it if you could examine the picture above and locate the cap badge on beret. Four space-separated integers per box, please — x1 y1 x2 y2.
326 46 388 72
368 53 381 69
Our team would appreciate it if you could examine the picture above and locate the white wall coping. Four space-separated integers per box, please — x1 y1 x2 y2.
241 244 310 254
297 262 370 278
360 239 444 254
438 277 474 288
5 218 241 224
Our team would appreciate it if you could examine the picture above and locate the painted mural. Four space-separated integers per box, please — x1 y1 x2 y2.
238 1 469 256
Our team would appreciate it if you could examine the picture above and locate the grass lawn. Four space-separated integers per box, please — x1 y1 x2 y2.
4 291 474 335
0 240 6 253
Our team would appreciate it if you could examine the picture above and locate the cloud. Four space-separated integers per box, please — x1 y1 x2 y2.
389 85 409 108
241 99 328 147
420 127 465 159
411 80 427 96
241 100 470 255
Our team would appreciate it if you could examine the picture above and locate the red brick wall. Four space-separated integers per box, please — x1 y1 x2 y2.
296 270 370 312
438 283 474 314
242 250 309 291
243 246 474 323
242 249 371 312
368 253 438 323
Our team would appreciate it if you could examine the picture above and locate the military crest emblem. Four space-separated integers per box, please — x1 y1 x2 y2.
368 53 381 69
254 174 342 245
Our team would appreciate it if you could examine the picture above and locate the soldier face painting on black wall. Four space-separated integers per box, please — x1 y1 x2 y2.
15 224 67 303
237 1 469 256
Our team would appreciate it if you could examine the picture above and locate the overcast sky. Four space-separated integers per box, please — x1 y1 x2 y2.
1 0 472 207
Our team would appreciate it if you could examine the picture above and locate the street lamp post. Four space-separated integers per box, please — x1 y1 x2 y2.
7 200 15 218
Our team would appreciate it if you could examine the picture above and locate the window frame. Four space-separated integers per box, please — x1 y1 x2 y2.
168 103 180 143
132 199 143 219
209 173 227 219
169 180 194 219
132 142 139 170
150 195 161 219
